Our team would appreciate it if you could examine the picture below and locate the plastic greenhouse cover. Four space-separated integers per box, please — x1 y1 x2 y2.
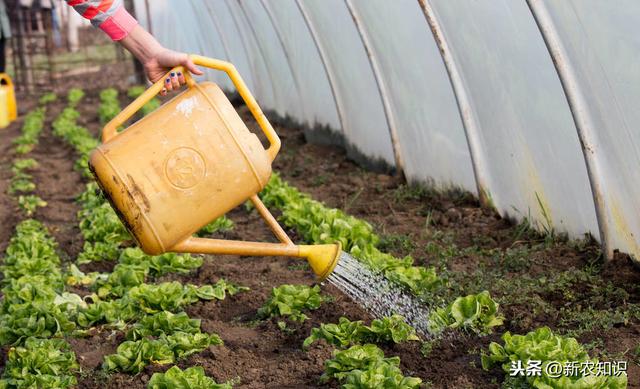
296 0 396 167
349 0 476 192
429 0 597 237
541 0 640 259
259 0 341 131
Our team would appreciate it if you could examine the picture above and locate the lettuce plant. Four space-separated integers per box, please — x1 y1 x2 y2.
118 247 203 276
17 194 47 216
126 311 201 341
482 327 627 389
103 332 222 373
258 284 323 323
13 108 46 154
39 92 58 105
148 366 232 389
98 88 121 124
0 337 79 388
197 216 235 237
321 344 422 388
67 88 85 107
304 315 418 349
428 291 503 335
77 280 246 327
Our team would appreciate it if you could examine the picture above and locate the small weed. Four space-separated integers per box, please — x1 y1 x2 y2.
559 305 640 337
493 246 532 272
380 233 416 254
343 187 364 213
633 345 640 364
288 262 310 271
420 339 439 358
392 184 433 203
311 174 328 187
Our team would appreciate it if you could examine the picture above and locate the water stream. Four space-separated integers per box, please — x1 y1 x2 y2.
325 251 432 336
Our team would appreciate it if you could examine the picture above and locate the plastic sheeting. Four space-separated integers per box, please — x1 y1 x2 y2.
534 0 640 259
427 0 597 237
347 0 475 191
133 0 639 261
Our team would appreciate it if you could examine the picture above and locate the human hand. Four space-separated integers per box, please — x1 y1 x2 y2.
119 26 204 96
143 48 204 96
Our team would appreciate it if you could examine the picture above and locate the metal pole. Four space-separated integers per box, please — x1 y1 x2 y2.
526 0 612 260
417 0 492 208
344 0 405 176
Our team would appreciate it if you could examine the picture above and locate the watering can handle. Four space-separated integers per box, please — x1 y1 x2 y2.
101 55 281 162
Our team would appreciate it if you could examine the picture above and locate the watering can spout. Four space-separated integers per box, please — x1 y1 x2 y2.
170 238 341 280
299 243 342 280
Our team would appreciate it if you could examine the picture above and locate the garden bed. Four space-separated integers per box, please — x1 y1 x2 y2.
0 88 637 388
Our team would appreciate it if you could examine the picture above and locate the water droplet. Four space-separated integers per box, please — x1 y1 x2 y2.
325 252 432 336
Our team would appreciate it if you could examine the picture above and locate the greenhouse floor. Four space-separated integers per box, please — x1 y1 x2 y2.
0 89 638 388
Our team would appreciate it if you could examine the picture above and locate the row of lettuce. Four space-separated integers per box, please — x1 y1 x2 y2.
9 93 56 216
0 88 252 387
0 94 81 387
50 88 238 387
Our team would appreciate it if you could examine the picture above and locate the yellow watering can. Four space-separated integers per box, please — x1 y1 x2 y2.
0 73 17 129
89 55 340 279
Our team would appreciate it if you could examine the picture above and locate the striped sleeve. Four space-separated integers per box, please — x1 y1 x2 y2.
65 0 138 41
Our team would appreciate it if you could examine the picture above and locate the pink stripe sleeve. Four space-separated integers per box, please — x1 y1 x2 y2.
99 5 138 41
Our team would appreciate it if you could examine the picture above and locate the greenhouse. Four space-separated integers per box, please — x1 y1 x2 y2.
0 0 637 388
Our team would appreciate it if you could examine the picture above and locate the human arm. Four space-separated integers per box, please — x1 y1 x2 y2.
63 0 202 92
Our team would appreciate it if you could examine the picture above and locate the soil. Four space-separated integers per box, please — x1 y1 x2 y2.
0 121 22 254
0 90 638 388
30 101 86 260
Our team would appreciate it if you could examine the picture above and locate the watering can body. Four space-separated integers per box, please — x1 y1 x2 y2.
0 74 16 128
90 82 271 254
89 55 340 279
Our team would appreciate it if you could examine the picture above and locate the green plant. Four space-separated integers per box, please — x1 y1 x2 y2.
303 315 418 349
52 106 99 178
11 158 38 172
321 344 421 388
258 284 323 323
428 291 503 335
0 337 79 388
13 108 46 154
9 159 38 195
0 302 75 346
17 195 47 216
103 332 222 373
39 92 58 105
482 327 627 389
127 85 161 117
197 216 235 236
67 88 85 107
98 88 121 124
119 247 203 275
9 178 35 195
126 311 201 341
148 366 232 389
77 280 247 327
